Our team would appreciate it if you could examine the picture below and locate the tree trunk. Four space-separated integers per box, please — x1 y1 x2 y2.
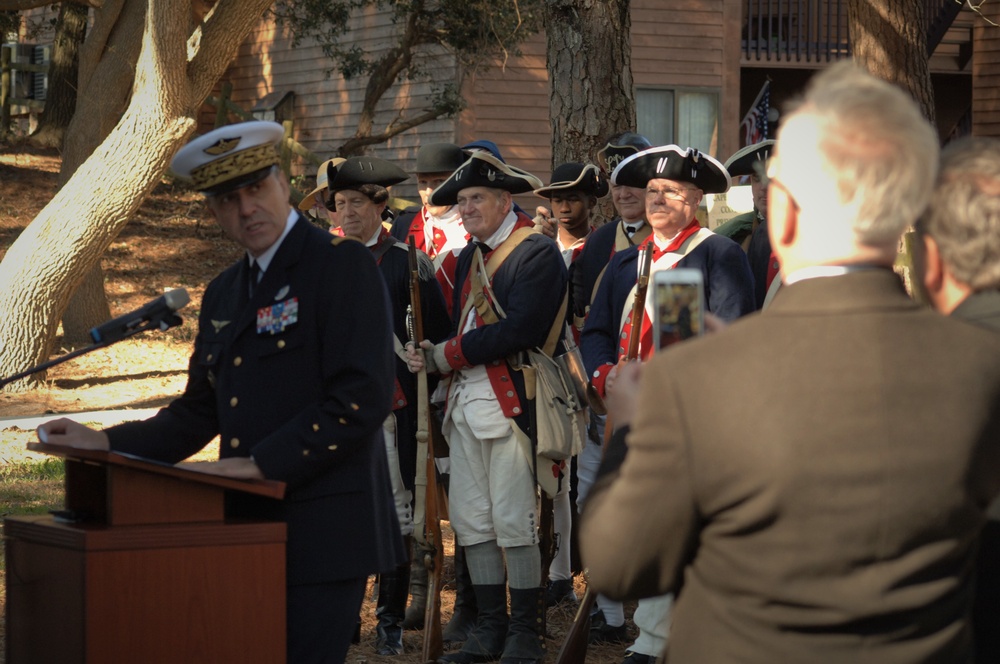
0 0 275 391
29 2 89 149
849 0 935 124
544 0 634 222
544 0 634 165
56 0 144 343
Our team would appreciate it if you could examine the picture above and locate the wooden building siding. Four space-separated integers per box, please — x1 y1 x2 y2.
220 7 460 200
205 0 789 201
973 0 1000 138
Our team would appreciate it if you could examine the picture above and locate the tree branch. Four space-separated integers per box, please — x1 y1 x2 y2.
0 0 101 10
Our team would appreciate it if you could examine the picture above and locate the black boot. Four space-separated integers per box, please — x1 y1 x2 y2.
443 544 479 644
376 562 411 655
404 539 432 629
500 587 545 664
437 584 508 663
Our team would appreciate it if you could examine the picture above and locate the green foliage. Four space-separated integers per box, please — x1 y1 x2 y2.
270 0 543 130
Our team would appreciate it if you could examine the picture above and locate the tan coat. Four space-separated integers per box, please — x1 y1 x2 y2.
581 269 1000 664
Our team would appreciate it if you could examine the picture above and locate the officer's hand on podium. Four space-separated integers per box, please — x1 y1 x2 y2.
36 418 110 450
177 457 265 480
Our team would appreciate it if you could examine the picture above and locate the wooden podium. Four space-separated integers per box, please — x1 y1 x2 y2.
5 442 288 664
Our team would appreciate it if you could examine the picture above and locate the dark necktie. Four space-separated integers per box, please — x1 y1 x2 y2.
625 225 638 237
248 261 261 298
475 241 492 255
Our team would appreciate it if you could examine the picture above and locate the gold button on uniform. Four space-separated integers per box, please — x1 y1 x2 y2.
328 444 338 451
207 353 214 362
230 437 240 448
230 397 238 407
312 423 320 432
302 449 310 456
233 356 242 366
277 340 286 349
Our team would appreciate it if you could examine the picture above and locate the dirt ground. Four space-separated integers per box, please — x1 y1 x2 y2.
0 144 635 663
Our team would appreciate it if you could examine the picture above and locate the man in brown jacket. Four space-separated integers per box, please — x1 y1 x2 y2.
580 62 1000 663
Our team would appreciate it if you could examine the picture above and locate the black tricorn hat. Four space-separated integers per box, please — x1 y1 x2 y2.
724 140 776 178
534 162 609 199
415 143 468 174
328 156 410 193
596 132 653 176
611 145 731 194
430 152 543 206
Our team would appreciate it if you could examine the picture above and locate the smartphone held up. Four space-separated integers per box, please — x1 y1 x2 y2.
653 268 705 351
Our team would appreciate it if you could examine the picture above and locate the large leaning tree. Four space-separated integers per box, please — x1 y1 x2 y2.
271 0 544 157
0 0 275 391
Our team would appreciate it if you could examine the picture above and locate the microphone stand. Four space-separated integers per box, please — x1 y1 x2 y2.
0 312 184 390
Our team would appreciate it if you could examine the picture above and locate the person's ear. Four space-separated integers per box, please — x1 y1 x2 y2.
767 183 797 250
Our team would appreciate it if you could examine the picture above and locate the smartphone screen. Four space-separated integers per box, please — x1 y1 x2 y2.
653 268 705 350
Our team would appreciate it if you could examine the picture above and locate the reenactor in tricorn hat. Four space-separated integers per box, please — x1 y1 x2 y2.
531 161 609 612
405 151 568 664
579 144 755 664
715 140 778 309
391 142 473 322
38 120 407 662
329 154 453 655
567 131 654 648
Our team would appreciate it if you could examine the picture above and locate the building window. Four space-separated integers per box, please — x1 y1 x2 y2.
636 87 719 156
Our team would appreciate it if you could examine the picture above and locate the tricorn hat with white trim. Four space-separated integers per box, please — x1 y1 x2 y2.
171 121 284 195
724 140 775 178
430 152 543 206
534 162 609 199
611 145 731 194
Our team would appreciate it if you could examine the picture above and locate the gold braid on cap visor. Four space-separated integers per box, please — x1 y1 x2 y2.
190 143 280 191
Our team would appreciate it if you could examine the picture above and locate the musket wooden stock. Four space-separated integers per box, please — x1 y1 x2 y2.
408 236 444 662
603 244 653 448
554 585 596 664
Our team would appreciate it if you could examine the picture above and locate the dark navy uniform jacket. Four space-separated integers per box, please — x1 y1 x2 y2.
581 233 755 378
443 225 567 434
106 217 406 586
375 234 451 491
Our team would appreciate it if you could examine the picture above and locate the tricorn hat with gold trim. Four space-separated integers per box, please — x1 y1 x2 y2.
430 152 543 206
171 121 283 195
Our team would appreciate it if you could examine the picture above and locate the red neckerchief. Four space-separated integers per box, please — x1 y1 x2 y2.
636 219 701 262
626 219 702 359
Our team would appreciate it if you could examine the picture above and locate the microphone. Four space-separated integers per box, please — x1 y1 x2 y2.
89 288 191 344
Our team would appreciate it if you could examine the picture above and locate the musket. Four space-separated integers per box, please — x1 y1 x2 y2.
560 245 654 663
407 235 444 662
554 580 596 664
602 243 653 448
627 243 654 362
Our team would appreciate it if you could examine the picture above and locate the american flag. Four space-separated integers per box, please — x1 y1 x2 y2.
741 80 770 147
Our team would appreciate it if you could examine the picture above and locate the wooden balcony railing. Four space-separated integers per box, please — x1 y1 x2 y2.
742 0 964 64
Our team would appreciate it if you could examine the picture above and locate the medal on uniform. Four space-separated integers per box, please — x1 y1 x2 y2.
257 297 299 335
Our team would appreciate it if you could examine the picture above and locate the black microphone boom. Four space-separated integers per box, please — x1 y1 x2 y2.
89 288 191 344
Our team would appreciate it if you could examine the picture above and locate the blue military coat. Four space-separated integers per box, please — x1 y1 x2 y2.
107 216 406 586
